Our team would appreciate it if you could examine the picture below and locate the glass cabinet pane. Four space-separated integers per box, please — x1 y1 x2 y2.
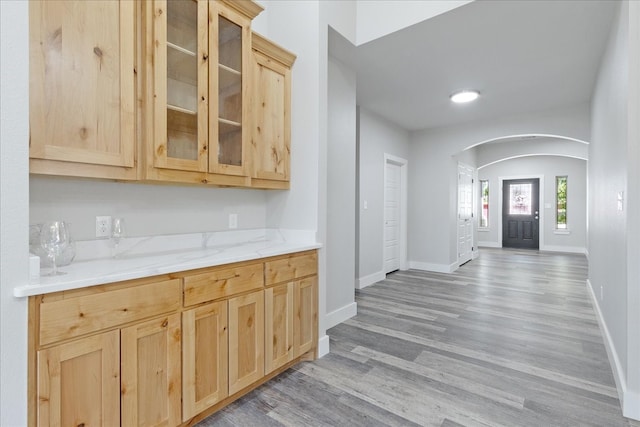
217 16 243 167
166 0 198 161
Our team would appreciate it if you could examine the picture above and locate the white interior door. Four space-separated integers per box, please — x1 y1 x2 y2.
384 162 401 273
458 163 474 265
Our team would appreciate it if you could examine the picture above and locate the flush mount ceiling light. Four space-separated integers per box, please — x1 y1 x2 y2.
450 90 480 104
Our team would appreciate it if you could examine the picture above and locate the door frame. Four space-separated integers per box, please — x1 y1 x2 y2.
498 175 545 249
383 154 408 272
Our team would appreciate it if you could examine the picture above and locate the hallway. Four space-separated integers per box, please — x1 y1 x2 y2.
200 249 638 426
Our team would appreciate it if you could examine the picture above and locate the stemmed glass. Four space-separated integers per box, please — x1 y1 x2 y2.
40 221 69 276
112 217 126 257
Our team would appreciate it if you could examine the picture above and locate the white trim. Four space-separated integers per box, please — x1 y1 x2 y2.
356 270 385 289
317 335 330 358
540 245 586 255
457 162 475 266
383 154 408 272
472 249 479 260
478 228 491 232
478 241 501 248
325 302 358 329
498 175 545 250
478 153 588 170
409 261 458 273
465 133 590 151
586 279 626 413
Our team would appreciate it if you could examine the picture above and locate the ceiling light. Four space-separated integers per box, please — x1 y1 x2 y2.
450 90 479 104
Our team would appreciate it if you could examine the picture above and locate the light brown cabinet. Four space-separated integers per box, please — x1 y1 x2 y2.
228 290 265 394
29 0 136 180
29 0 297 189
29 251 317 426
37 330 120 427
251 33 296 189
182 301 228 421
265 282 294 374
143 0 263 186
121 314 182 426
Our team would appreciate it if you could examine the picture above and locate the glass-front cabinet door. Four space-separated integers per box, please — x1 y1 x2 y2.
210 2 252 176
153 0 209 172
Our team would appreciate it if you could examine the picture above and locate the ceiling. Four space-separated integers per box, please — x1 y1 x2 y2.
354 0 617 131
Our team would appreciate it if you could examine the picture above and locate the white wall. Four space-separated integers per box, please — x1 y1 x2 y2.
408 104 591 272
0 1 29 424
357 107 410 284
30 178 267 240
478 156 587 253
589 1 640 419
326 55 357 326
356 0 472 45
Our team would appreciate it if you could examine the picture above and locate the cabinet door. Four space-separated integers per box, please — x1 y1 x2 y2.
182 302 228 421
152 0 209 172
265 282 294 374
294 277 318 358
121 314 181 426
251 41 294 182
30 0 135 174
228 290 264 394
37 330 120 427
209 2 252 176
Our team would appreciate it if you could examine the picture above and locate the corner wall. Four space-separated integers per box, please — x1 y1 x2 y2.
0 1 29 424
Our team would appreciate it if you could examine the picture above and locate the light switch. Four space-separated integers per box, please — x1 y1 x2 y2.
363 200 368 210
618 191 624 212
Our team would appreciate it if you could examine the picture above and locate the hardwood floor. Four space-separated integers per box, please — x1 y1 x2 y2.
198 248 639 426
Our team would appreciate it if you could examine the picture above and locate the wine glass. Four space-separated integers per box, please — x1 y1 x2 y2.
40 221 69 276
112 217 126 257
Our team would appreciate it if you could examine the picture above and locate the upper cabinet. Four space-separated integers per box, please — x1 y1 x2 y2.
29 0 296 189
29 0 137 180
251 33 296 189
143 0 262 186
151 0 209 173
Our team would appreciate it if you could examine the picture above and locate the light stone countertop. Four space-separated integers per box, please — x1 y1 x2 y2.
15 229 321 297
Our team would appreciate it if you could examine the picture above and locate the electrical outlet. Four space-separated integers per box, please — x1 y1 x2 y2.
228 213 238 229
96 215 112 238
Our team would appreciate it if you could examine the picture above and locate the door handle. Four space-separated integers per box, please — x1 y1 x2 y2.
535 216 539 220
535 211 539 215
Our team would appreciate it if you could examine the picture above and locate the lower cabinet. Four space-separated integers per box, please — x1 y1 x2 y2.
121 314 182 427
37 330 121 427
182 301 228 421
265 282 294 374
228 290 265 395
31 251 317 426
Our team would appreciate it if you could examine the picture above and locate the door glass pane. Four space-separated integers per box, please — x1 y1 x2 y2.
556 176 567 229
509 183 532 215
218 16 242 167
480 180 489 227
166 0 198 161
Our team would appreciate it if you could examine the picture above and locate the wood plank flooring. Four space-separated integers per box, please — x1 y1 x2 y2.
198 248 639 426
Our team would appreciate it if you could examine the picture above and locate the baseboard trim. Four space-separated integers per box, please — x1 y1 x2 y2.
478 241 501 248
356 270 385 289
409 261 458 274
317 334 330 358
541 245 587 255
586 279 626 412
325 302 357 329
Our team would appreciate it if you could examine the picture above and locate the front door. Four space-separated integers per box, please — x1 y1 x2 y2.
502 178 540 249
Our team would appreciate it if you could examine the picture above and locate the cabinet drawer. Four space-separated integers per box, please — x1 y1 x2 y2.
265 252 317 286
39 279 181 346
183 263 263 307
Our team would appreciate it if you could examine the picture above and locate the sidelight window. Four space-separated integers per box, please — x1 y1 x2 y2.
556 176 567 229
480 180 489 228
